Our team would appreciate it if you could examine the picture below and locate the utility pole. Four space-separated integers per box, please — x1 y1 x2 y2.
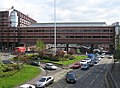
54 0 56 55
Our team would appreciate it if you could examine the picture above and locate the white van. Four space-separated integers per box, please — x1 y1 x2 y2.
80 60 89 70
19 84 35 88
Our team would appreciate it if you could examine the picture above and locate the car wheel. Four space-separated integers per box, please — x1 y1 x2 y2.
51 79 54 83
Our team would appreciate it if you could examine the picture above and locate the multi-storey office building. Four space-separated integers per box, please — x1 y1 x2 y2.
19 22 115 51
0 7 37 50
0 8 118 51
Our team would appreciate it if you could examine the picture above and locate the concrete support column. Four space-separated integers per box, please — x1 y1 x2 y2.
65 44 69 52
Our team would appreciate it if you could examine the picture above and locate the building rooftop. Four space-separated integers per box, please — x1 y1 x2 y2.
27 22 107 27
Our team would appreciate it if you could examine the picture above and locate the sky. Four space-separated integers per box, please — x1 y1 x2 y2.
0 0 120 25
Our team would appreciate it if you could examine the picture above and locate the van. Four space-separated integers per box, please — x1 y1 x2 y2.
19 84 35 88
80 60 89 70
87 54 95 66
84 58 93 66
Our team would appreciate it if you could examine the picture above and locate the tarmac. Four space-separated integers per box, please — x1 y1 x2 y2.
111 61 120 88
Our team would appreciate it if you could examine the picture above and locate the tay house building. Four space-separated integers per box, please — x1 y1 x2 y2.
0 7 119 52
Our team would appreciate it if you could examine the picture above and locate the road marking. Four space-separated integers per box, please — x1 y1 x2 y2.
100 70 103 73
96 73 100 78
56 82 63 88
90 79 95 85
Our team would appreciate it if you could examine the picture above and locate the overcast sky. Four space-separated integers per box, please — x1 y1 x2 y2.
0 0 120 25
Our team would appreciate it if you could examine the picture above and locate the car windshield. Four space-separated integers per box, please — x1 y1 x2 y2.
85 58 90 60
74 63 79 65
46 63 54 66
67 73 75 78
81 61 85 62
39 78 46 82
49 64 54 66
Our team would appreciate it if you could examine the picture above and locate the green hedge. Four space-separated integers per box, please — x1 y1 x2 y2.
0 65 41 88
0 70 18 78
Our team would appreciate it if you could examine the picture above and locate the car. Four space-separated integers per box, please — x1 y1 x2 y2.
2 60 14 64
66 72 77 83
108 55 113 59
70 62 81 69
84 58 92 66
101 55 105 58
80 60 89 70
35 76 54 88
19 84 35 88
45 63 57 70
96 56 101 61
30 61 40 66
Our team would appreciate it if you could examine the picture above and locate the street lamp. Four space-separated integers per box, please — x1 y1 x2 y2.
54 0 56 55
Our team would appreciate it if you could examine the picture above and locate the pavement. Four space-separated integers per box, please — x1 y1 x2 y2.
111 61 120 88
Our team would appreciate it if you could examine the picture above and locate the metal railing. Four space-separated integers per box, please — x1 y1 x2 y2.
105 62 118 88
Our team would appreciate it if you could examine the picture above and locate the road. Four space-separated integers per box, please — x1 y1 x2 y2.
48 56 113 88
0 52 16 60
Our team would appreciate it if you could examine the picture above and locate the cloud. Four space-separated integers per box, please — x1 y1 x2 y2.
0 0 120 25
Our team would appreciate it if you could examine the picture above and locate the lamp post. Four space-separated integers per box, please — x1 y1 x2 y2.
54 0 56 55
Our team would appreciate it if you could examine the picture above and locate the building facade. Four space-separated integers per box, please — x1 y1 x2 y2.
0 7 37 51
19 22 115 51
0 8 118 52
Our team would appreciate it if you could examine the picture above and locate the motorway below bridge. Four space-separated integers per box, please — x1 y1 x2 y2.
47 56 113 88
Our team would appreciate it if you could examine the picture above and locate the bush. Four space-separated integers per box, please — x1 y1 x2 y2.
7 64 22 70
69 55 75 60
64 54 75 60
0 70 18 78
64 54 71 58
30 54 40 60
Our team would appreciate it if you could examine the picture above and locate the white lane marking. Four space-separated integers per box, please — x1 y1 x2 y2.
90 79 95 85
96 73 100 78
56 82 63 88
40 67 46 72
100 70 103 73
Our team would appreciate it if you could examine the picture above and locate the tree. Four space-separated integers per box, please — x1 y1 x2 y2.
68 48 76 55
36 40 46 59
56 49 65 58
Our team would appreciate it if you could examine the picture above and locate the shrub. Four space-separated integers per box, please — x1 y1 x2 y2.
69 55 75 60
0 70 18 78
7 64 22 70
64 54 71 58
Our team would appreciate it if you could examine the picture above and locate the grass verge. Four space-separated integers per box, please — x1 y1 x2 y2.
40 55 87 66
0 65 41 88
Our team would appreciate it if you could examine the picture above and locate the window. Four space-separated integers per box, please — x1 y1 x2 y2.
27 30 33 32
93 36 100 38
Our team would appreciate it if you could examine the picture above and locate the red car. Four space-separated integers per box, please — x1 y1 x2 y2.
70 62 81 69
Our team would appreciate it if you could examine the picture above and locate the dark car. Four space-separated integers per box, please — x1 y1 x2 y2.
70 62 81 69
2 60 14 64
30 61 40 66
66 72 77 83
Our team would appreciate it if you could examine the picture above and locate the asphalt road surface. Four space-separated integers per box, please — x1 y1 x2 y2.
48 56 113 88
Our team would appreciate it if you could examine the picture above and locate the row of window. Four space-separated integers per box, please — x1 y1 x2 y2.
0 36 113 38
0 29 113 33
26 29 113 33
0 30 17 32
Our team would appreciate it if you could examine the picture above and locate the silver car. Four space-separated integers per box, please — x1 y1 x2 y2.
35 76 54 88
45 63 57 70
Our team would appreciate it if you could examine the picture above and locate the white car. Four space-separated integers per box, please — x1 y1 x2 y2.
96 56 102 61
80 60 89 70
35 76 54 88
108 55 113 59
45 63 57 70
100 55 105 58
19 84 35 88
84 58 92 65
